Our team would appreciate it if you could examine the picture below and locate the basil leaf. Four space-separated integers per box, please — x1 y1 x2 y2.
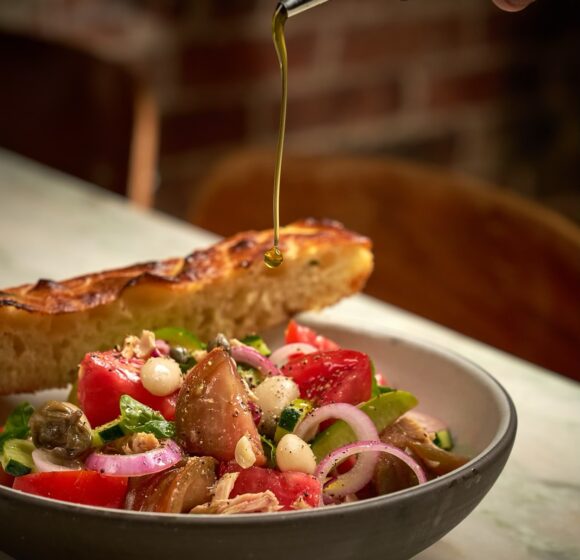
260 435 276 468
240 334 271 356
119 395 175 439
0 402 34 451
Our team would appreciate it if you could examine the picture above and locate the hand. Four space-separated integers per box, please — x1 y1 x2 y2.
492 0 535 11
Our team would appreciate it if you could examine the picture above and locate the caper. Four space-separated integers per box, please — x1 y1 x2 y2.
169 345 191 364
207 333 231 354
29 400 93 459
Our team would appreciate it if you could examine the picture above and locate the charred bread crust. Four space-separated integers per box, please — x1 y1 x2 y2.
0 219 370 315
0 219 373 395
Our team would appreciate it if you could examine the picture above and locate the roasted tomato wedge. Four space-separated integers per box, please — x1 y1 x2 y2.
281 350 372 406
127 457 217 513
223 465 321 510
285 320 340 351
175 348 265 465
78 350 178 426
13 471 128 508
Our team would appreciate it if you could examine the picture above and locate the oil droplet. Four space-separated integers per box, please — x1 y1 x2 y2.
264 246 283 268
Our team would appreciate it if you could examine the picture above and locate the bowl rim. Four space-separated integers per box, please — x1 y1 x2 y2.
0 320 517 526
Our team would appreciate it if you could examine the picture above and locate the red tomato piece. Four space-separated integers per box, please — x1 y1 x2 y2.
0 465 14 488
78 350 178 427
13 471 128 508
223 465 321 510
281 350 372 406
285 320 340 351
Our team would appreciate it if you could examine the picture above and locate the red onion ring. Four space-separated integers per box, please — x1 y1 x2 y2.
269 343 317 368
316 440 428 500
85 439 182 477
231 344 281 376
32 449 82 473
293 402 379 443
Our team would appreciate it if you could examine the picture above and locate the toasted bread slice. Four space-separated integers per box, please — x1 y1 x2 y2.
0 219 373 395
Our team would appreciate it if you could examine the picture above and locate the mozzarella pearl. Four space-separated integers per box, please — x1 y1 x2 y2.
276 434 317 475
254 376 300 432
141 357 182 396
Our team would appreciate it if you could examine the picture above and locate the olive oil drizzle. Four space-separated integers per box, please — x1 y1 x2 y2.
264 4 288 269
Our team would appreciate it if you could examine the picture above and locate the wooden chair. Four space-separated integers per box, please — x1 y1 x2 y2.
189 149 580 381
0 31 158 208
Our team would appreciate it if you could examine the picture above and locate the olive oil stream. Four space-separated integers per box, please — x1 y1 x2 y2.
264 4 288 269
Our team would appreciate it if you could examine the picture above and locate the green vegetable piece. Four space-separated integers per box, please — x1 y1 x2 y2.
154 327 206 351
310 390 418 462
240 334 271 356
274 399 313 443
93 419 126 446
0 402 34 452
1 439 35 476
434 429 454 451
378 386 394 394
67 378 79 406
118 395 176 439
260 435 276 468
237 365 262 389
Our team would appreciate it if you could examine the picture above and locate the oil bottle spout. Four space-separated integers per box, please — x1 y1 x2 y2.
279 0 330 17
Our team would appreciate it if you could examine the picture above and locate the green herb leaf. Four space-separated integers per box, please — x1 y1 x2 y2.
0 402 34 452
240 334 271 356
260 435 277 468
237 365 263 389
119 395 176 439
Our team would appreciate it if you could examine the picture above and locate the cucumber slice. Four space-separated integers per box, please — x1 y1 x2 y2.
434 429 454 451
93 419 125 446
1 439 35 476
311 390 418 462
274 399 313 443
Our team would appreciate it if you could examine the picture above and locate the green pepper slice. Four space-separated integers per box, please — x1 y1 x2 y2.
154 327 206 351
310 390 418 462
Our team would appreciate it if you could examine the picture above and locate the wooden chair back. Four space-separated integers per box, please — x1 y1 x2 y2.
190 149 580 381
0 31 158 208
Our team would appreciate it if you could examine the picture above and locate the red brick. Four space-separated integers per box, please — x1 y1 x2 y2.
277 80 401 131
161 106 247 153
429 69 506 108
343 17 475 64
181 33 317 86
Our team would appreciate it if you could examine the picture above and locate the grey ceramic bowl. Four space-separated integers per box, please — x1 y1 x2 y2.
0 320 516 560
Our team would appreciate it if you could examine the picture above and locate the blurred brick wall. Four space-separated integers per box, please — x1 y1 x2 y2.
0 0 578 222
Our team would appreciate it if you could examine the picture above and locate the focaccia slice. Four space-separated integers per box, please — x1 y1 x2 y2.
0 219 373 395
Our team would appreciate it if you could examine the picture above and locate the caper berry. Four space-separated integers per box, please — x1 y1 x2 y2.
29 400 93 459
169 345 191 364
207 333 231 354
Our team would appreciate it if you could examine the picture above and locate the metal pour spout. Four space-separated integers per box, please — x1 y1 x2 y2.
279 0 330 17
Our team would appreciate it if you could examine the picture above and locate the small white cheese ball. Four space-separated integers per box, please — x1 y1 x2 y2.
276 434 317 475
141 357 182 396
254 376 300 432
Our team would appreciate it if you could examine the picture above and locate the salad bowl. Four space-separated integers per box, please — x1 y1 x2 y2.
0 317 516 560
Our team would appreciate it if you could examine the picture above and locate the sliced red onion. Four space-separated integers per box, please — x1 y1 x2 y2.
151 339 170 358
231 344 281 377
294 403 379 443
85 439 183 477
270 343 317 368
32 449 82 473
316 440 428 500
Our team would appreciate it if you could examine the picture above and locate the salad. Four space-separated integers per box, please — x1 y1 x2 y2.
0 321 468 513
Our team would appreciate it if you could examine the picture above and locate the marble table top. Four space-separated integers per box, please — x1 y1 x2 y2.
0 149 579 559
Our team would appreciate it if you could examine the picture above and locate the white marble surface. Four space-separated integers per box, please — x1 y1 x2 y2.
1 149 579 559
